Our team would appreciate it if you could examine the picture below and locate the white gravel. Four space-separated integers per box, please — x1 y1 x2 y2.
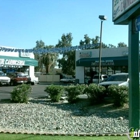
0 99 129 135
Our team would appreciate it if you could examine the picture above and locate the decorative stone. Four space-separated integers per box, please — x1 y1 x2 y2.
0 100 128 135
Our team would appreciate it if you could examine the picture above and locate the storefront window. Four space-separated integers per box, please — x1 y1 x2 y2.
122 66 128 72
114 66 121 73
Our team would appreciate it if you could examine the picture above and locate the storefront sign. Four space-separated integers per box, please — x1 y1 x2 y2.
91 60 114 66
0 59 5 65
79 51 92 58
113 0 139 21
5 59 25 65
20 52 31 58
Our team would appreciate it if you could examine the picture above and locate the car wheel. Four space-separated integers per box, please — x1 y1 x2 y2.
7 83 10 86
31 82 34 85
10 81 15 86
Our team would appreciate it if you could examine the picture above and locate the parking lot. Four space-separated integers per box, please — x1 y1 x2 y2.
0 84 48 100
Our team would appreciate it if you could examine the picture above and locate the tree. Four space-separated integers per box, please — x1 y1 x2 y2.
56 33 75 75
108 44 116 48
79 35 108 49
34 40 45 72
79 34 93 49
34 40 57 74
91 36 100 48
84 34 91 45
39 45 58 74
117 42 127 47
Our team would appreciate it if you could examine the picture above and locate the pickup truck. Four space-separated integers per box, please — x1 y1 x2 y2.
7 72 31 86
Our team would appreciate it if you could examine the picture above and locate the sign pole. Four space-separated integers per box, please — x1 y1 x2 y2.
128 19 139 129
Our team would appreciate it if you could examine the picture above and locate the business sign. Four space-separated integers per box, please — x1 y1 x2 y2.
0 59 25 66
20 52 31 58
79 51 92 58
135 15 140 32
91 60 114 66
113 0 139 21
5 59 25 65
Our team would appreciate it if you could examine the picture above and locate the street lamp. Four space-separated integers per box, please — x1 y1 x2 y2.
98 15 107 83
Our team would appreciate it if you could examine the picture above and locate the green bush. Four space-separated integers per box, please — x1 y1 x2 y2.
44 85 64 102
84 84 106 105
11 84 32 103
108 85 128 107
65 84 86 103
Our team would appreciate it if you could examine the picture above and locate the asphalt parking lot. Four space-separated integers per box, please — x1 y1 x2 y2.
0 84 48 100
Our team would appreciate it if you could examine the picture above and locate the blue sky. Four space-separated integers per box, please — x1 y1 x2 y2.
0 0 129 49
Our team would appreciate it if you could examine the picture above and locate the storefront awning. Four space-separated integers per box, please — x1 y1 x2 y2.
0 56 38 66
76 56 128 67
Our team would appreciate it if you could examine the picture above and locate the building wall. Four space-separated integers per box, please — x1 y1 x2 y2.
76 47 128 61
76 66 84 83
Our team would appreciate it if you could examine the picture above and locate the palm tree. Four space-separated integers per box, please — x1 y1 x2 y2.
34 41 58 74
40 51 57 74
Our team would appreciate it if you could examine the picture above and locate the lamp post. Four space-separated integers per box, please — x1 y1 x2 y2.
98 15 107 84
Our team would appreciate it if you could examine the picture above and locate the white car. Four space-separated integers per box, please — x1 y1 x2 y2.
0 71 10 85
60 77 75 83
98 73 129 88
92 74 108 84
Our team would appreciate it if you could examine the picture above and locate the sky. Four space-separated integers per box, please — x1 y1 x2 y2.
0 0 129 49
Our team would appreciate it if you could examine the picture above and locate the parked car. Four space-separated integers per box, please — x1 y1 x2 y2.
7 72 31 86
60 77 75 83
0 71 10 85
98 73 129 89
92 74 108 84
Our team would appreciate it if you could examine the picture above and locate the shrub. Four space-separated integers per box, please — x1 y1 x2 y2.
108 85 128 107
44 85 64 102
65 84 86 103
11 84 32 103
84 84 106 105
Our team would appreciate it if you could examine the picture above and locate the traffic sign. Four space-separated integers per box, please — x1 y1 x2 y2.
135 15 140 32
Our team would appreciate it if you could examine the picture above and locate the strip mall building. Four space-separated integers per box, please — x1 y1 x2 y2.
0 46 38 78
75 47 134 84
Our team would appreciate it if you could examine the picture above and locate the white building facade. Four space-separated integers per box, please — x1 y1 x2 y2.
0 46 38 78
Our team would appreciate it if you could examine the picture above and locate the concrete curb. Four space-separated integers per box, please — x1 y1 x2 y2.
0 129 127 136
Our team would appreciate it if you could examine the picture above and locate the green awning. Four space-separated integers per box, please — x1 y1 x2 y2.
0 56 38 66
76 56 128 67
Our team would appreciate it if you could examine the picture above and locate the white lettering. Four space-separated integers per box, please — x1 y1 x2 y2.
0 59 4 64
134 130 140 137
5 59 25 65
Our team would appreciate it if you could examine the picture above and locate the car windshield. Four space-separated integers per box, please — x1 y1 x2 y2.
106 75 128 81
16 73 26 77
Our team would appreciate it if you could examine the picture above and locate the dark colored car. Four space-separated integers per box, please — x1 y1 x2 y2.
7 72 31 86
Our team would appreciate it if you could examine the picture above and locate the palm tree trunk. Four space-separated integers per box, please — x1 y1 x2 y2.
46 66 49 74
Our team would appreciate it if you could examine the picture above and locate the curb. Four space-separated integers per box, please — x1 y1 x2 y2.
0 129 127 136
